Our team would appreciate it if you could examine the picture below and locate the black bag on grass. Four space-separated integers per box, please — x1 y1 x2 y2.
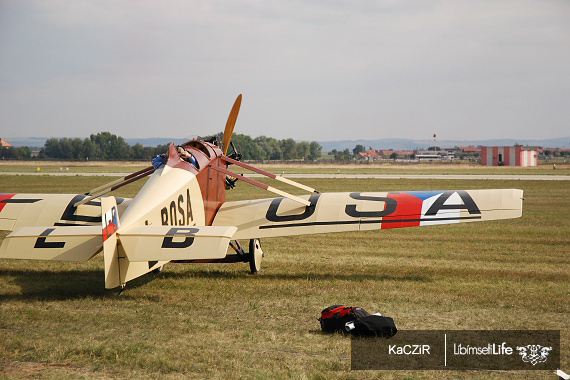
319 305 370 333
344 315 398 338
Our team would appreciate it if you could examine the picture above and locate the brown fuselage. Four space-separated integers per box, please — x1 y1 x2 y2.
180 141 226 226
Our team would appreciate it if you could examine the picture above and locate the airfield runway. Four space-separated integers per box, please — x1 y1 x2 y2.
1 172 569 180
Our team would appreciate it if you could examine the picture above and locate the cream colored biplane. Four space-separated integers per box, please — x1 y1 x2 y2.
0 95 524 290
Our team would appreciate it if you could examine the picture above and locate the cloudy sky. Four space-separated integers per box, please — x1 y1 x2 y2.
1 0 569 142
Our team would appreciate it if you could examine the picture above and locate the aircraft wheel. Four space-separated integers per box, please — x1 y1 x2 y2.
248 238 263 274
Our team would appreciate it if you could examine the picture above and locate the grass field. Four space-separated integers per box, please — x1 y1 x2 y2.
0 171 568 379
1 161 569 175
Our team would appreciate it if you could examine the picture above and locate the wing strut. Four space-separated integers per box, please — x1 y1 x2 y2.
220 156 318 194
209 164 311 207
74 166 155 207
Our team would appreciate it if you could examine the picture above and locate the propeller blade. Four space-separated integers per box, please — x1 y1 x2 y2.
221 94 242 155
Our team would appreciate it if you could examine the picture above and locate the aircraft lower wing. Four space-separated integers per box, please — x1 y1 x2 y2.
0 226 103 261
0 225 238 262
212 189 523 239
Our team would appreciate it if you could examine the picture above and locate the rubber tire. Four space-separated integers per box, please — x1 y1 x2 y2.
248 238 263 274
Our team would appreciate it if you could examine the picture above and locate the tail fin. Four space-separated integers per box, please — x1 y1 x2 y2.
101 196 173 289
101 197 121 289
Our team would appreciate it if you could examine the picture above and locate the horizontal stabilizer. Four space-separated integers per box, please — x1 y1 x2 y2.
119 225 237 262
0 226 102 261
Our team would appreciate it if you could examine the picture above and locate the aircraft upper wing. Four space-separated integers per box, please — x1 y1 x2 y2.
212 189 523 240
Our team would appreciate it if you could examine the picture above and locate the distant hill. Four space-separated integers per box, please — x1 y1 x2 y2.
1 137 49 148
4 136 570 151
124 138 190 147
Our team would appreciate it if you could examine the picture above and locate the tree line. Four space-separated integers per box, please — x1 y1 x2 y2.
218 134 322 161
0 132 323 161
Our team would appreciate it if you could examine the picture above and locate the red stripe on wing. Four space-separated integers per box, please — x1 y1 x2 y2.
0 193 16 213
381 193 423 229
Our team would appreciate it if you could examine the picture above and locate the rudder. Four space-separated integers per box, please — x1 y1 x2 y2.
101 197 121 289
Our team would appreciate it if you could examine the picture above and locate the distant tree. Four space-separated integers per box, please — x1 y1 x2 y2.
231 134 263 160
83 138 100 160
334 148 352 161
251 136 267 160
428 146 441 151
58 138 75 159
43 138 62 158
308 141 322 160
154 144 169 156
353 144 366 155
89 132 132 160
132 143 147 160
0 146 31 159
390 152 398 160
280 138 297 160
69 138 84 159
296 141 310 160
254 136 279 160
35 132 321 162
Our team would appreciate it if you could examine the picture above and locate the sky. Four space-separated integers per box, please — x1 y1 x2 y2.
1 0 569 142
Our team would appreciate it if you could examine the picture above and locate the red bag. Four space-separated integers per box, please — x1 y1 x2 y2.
319 305 370 333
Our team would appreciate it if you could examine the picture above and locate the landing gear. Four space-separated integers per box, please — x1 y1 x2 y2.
153 265 164 273
248 238 263 274
229 239 264 274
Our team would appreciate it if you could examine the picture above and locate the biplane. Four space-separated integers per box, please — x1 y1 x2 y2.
0 95 524 290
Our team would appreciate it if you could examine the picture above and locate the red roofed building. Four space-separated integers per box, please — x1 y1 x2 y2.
459 146 480 153
356 150 380 160
365 149 379 158
376 150 414 159
0 138 11 148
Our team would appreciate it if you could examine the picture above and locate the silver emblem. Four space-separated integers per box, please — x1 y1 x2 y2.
516 344 552 365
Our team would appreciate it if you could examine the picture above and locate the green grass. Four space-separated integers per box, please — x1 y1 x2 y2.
0 173 568 379
1 161 569 175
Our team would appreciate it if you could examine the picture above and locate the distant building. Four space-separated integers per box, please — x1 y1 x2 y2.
416 149 451 160
481 146 537 167
356 150 377 161
0 138 12 148
459 146 480 154
375 149 414 159
365 149 379 159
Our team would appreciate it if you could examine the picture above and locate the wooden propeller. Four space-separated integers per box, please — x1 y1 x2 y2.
221 94 242 155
